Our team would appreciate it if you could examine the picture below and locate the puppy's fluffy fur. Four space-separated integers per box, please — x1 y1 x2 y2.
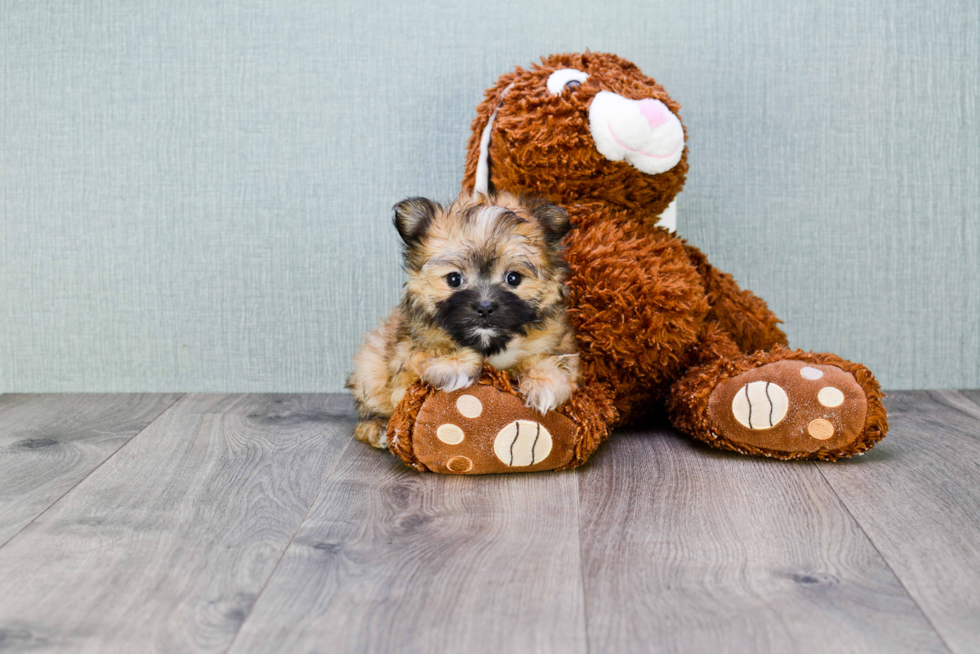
347 192 581 448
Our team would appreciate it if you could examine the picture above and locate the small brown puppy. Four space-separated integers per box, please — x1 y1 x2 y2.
347 192 581 448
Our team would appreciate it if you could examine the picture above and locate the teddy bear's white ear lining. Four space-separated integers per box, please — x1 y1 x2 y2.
658 198 677 232
472 107 498 197
473 84 513 198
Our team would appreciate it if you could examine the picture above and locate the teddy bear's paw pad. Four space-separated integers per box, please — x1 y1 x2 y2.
707 360 868 454
730 381 789 430
493 420 553 467
411 385 578 474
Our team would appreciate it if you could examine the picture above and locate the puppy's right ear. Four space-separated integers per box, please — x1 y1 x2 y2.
393 197 440 245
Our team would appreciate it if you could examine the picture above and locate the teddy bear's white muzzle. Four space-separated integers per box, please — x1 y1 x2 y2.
589 91 685 175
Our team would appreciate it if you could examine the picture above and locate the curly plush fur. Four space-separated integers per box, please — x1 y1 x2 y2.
448 51 887 460
381 51 887 469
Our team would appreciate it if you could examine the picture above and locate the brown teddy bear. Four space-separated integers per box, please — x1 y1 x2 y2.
387 52 887 473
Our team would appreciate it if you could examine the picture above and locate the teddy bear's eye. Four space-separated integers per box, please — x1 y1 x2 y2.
446 272 462 288
547 68 589 96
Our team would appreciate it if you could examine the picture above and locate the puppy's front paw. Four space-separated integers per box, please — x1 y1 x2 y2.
354 419 389 449
520 369 576 414
421 356 480 393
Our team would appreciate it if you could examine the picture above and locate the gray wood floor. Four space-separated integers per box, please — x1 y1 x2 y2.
0 391 977 654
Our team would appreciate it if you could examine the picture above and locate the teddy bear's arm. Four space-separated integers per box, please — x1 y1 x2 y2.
682 243 788 354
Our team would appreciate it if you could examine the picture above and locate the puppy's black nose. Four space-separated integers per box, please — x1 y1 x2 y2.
474 301 497 318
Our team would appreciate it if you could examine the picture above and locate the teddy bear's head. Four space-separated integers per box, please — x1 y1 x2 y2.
463 52 688 223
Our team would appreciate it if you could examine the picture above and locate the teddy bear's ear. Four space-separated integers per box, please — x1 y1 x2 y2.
521 196 570 244
462 71 520 196
393 197 440 245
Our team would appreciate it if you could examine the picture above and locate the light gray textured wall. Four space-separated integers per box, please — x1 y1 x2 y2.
1 0 977 392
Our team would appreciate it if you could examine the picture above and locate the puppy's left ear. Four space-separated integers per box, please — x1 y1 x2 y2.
393 197 440 245
522 197 571 245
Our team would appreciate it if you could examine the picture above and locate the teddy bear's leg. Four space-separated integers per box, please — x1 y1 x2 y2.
386 367 618 474
683 243 788 353
667 341 888 460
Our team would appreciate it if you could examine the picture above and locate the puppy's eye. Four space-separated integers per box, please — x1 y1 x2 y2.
446 272 462 288
505 271 522 287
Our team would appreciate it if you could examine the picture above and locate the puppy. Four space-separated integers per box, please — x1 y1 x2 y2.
347 192 581 448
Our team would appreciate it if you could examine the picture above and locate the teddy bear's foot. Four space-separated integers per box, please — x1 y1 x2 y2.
707 359 871 456
386 367 617 474
669 349 887 460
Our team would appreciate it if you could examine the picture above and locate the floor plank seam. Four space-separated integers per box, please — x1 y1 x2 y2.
812 461 956 654
941 390 980 429
574 471 592 654
222 430 356 654
0 393 186 551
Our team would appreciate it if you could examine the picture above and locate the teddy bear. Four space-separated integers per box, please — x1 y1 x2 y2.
385 52 887 474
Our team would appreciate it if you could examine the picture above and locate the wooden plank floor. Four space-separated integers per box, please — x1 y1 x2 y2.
0 394 182 547
0 391 977 653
